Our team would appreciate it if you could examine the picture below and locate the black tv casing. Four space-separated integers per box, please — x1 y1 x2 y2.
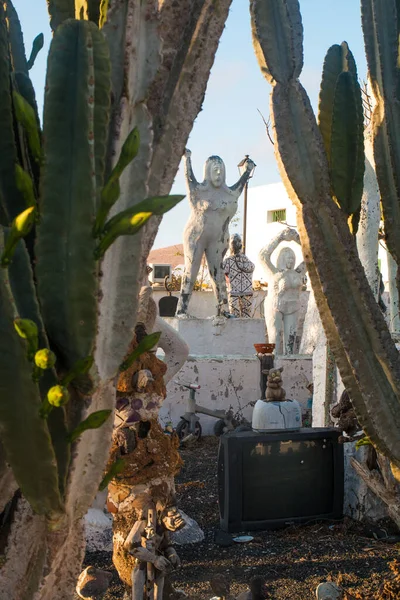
218 427 344 533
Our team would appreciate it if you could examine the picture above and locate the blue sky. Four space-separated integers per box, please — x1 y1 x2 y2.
15 0 366 248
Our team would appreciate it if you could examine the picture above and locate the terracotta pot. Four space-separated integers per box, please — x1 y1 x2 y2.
254 343 275 354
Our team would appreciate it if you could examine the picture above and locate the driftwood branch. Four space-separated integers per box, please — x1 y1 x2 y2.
350 457 400 529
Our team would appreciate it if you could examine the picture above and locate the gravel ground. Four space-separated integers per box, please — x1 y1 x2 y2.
84 437 400 600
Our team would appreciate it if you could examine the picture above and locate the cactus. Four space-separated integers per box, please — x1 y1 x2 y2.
0 0 233 597
251 0 400 473
361 0 400 271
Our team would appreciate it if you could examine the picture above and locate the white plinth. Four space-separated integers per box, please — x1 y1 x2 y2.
164 316 266 356
252 399 302 432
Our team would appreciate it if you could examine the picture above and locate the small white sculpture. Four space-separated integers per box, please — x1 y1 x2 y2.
176 149 255 317
259 227 306 354
222 233 255 317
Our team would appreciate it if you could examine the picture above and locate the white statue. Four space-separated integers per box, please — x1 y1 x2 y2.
259 227 306 354
176 149 255 317
222 233 255 317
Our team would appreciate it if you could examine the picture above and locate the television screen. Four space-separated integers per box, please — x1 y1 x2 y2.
218 428 343 532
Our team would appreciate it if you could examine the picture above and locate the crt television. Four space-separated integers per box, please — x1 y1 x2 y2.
218 428 344 532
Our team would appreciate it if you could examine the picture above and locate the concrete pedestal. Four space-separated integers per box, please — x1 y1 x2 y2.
164 316 266 356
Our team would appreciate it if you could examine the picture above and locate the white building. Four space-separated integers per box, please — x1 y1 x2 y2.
244 182 390 288
244 182 305 283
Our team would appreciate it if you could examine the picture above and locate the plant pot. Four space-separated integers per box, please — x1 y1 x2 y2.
254 343 275 354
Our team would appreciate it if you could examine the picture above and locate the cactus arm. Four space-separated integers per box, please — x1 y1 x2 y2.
4 0 28 75
46 0 75 31
318 44 349 162
361 0 400 268
36 21 109 370
272 82 400 466
252 0 400 470
250 0 303 85
0 5 25 223
330 71 365 216
9 239 70 497
0 231 64 518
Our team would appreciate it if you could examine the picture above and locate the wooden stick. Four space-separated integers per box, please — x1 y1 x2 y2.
350 457 400 529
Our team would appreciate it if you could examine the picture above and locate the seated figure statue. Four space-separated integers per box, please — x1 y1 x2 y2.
175 149 255 317
259 227 306 354
222 233 255 317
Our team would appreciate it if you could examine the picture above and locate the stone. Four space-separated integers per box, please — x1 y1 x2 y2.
315 582 343 600
84 508 112 553
222 234 255 318
176 149 255 317
76 566 112 600
170 510 204 545
259 227 306 354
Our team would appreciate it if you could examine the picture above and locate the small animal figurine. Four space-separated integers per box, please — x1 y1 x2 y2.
264 367 286 402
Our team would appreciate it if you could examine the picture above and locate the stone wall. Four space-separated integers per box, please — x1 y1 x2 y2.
160 353 312 435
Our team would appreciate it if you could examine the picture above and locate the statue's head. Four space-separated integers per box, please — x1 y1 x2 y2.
162 506 185 531
203 155 226 188
229 233 242 255
277 246 296 270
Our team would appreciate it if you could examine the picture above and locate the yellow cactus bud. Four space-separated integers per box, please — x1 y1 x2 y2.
35 349 57 370
47 385 70 407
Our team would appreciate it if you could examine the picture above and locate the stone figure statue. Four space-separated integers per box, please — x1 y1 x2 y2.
222 233 255 317
106 268 189 600
259 227 306 354
176 149 255 317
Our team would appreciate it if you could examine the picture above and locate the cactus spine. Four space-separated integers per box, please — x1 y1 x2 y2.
251 0 400 472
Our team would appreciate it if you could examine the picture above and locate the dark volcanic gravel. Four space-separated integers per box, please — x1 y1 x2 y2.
83 437 400 600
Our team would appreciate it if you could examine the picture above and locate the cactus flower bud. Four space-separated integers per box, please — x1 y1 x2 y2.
35 348 56 370
13 318 38 359
1 206 36 266
47 385 70 407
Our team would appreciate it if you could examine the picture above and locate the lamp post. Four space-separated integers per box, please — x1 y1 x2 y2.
237 155 256 253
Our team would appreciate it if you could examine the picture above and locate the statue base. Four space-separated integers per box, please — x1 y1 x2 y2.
164 316 266 356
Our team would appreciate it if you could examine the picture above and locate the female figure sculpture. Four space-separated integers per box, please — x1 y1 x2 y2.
259 227 306 354
176 149 255 316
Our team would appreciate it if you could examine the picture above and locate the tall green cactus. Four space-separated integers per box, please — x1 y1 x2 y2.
251 0 400 473
361 0 400 279
0 2 184 518
0 0 233 596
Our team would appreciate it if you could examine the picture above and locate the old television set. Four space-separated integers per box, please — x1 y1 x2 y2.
148 263 172 285
218 428 344 532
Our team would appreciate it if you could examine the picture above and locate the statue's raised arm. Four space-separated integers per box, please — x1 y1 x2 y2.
183 148 198 192
229 157 256 195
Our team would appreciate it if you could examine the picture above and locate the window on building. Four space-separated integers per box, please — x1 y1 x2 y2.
267 208 287 223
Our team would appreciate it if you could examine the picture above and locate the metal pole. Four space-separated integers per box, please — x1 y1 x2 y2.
243 181 248 253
